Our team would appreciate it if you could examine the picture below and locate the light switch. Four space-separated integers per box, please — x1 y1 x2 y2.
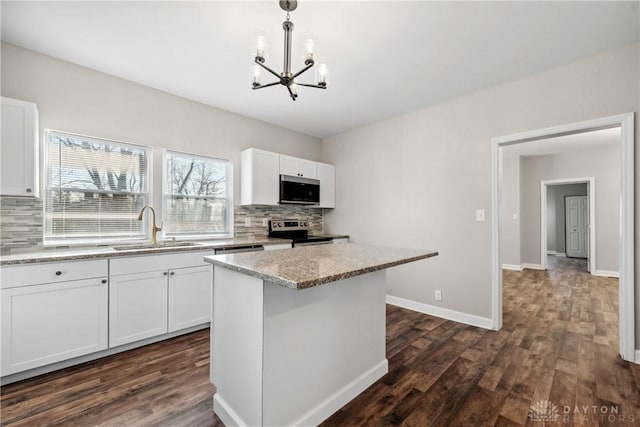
512 213 518 221
475 209 486 222
262 218 268 227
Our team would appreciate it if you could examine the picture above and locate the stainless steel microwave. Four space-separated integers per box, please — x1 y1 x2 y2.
279 175 320 205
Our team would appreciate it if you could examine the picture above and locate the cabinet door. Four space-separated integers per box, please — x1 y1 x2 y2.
317 163 335 208
1 97 39 197
109 271 168 347
168 266 212 332
279 155 299 177
1 278 108 376
297 159 318 179
241 148 280 206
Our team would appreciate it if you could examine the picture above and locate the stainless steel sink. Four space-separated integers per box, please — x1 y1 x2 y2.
112 242 199 251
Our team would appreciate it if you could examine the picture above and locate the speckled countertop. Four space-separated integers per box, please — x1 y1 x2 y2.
0 237 293 266
204 243 438 289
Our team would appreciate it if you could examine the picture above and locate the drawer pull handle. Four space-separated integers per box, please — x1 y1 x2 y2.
163 272 168 276
55 271 62 276
170 271 175 276
101 279 107 284
26 188 32 193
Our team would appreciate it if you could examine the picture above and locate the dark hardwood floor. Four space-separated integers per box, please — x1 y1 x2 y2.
2 257 639 426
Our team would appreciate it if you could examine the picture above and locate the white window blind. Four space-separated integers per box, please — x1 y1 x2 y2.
163 151 232 238
44 130 150 244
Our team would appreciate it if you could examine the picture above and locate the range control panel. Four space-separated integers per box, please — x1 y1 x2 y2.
269 220 309 232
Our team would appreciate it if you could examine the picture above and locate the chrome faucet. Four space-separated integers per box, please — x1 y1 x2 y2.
137 205 162 246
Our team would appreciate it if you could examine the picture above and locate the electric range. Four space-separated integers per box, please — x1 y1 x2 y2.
268 220 334 246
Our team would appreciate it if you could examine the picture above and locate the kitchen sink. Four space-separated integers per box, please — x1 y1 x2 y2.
112 242 200 251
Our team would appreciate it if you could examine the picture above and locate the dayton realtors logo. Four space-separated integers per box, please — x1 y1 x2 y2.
528 400 637 424
528 400 560 424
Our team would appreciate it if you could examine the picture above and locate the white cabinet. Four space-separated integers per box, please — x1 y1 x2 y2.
1 260 108 376
241 148 335 207
1 97 39 197
317 163 335 208
109 270 169 347
109 252 212 347
280 155 317 179
168 266 212 332
241 148 280 206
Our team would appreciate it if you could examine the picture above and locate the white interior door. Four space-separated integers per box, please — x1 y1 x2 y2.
565 195 588 258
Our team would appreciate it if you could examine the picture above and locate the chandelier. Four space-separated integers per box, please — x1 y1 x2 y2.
252 0 329 101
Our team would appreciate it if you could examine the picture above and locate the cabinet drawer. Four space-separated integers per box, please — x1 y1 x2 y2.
109 251 212 276
1 260 108 289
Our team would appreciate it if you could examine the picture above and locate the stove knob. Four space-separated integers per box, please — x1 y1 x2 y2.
302 221 308 227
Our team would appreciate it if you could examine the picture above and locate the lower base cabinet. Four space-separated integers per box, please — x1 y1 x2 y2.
109 271 169 347
109 252 213 348
168 266 212 332
1 278 108 376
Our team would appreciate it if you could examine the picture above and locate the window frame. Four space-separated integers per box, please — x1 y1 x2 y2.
43 129 152 246
161 149 234 240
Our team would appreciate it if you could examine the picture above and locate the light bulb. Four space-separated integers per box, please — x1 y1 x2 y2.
290 83 299 96
317 63 329 85
304 39 315 59
255 35 266 58
252 65 261 84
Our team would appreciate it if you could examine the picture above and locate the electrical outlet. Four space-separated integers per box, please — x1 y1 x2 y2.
475 209 486 222
244 218 251 227
435 290 442 301
262 218 268 227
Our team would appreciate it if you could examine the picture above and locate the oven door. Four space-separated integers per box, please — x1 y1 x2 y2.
279 175 320 205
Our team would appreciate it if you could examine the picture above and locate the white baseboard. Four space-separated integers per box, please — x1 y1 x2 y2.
292 359 388 426
386 295 493 330
521 263 545 270
593 270 620 278
635 350 640 365
214 394 249 427
502 264 523 271
547 250 556 255
555 253 566 257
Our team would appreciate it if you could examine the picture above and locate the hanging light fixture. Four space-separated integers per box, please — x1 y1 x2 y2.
252 0 329 101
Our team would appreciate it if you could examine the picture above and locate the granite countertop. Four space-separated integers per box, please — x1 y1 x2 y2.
204 243 438 290
0 237 293 266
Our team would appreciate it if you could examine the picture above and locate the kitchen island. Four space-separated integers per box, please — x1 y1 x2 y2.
204 243 438 427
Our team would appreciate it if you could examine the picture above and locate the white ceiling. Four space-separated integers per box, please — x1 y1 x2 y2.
2 1 638 138
502 127 621 157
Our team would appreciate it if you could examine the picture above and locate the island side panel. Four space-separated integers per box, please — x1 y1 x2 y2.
262 270 388 426
212 266 264 427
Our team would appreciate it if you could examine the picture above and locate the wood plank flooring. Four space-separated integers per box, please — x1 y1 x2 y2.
2 257 639 426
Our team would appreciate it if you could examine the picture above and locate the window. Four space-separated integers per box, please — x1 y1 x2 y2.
163 151 232 238
44 130 150 244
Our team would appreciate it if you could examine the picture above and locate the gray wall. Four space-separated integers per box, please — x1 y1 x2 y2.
500 150 521 267
0 43 323 251
520 147 620 271
321 42 638 339
546 183 588 255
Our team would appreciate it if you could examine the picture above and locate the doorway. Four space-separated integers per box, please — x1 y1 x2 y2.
490 113 635 362
540 178 594 273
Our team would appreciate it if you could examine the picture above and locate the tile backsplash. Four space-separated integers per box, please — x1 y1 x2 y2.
234 205 323 238
1 197 44 254
0 196 323 254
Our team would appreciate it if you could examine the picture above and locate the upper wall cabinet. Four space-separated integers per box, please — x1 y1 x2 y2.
1 97 39 198
317 162 336 209
241 148 280 206
241 148 335 208
279 155 318 179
